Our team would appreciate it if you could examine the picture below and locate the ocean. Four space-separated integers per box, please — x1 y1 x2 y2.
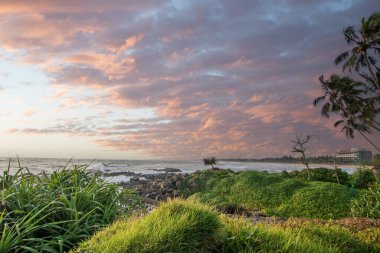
0 157 358 179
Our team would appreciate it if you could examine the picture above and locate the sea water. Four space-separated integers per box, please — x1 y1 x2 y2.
0 157 358 177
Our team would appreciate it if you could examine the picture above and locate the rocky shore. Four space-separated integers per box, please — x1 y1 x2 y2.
101 168 287 223
102 168 189 204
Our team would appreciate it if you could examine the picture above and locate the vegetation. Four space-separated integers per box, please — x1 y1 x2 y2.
314 12 380 152
221 155 364 165
351 180 380 218
180 170 356 219
284 167 351 185
203 156 218 169
1 163 378 252
291 134 313 180
74 199 222 253
76 199 380 253
0 166 141 252
351 168 377 189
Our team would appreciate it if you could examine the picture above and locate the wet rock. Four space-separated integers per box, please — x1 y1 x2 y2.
150 168 182 173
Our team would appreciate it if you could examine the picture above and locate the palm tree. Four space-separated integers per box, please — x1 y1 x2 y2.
314 12 380 152
334 12 380 89
314 75 380 152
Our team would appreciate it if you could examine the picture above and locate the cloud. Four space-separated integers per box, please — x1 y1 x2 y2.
3 0 380 158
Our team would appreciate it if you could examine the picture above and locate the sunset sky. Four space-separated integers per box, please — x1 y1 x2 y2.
0 0 379 160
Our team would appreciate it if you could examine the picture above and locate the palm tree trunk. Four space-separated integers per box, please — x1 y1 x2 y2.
358 129 380 152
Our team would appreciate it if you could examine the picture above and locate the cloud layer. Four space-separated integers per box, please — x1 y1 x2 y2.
1 0 379 159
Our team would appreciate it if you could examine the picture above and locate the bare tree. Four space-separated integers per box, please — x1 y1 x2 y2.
292 134 312 180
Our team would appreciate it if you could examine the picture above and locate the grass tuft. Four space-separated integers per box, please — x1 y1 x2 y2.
75 199 222 253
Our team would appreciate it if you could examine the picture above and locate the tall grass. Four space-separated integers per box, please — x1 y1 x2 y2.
75 199 379 252
76 199 222 253
0 164 142 252
351 180 380 218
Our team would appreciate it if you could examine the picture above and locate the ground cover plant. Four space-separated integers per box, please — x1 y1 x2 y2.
351 180 380 219
180 169 357 219
75 199 380 253
284 167 351 185
0 165 141 252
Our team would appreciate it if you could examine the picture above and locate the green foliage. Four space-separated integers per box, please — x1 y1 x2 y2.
75 200 380 252
0 166 141 252
314 12 380 152
76 199 222 253
287 167 350 185
351 168 377 189
351 181 380 218
203 156 218 168
278 182 353 219
221 217 378 253
357 228 380 246
182 170 356 219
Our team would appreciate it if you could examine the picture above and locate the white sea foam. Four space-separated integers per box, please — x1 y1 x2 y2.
0 157 358 177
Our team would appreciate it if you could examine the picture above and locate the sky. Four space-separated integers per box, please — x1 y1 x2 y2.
0 0 379 160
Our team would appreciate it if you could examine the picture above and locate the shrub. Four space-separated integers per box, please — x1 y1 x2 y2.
183 170 356 219
278 182 355 219
0 166 141 252
351 169 377 189
76 199 222 253
287 167 350 185
351 181 380 218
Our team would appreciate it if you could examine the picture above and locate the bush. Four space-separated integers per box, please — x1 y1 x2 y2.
351 169 377 189
351 181 380 218
0 166 141 252
278 182 354 219
182 170 356 219
76 199 222 253
287 167 350 185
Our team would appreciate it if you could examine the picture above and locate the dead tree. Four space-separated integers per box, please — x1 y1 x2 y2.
292 134 312 180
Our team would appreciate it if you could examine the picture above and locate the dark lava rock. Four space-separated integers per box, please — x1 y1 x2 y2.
122 172 190 205
149 168 182 173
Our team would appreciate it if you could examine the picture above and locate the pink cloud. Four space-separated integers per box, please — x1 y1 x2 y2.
2 0 379 159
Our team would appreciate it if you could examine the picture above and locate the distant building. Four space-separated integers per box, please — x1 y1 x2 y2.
336 148 372 163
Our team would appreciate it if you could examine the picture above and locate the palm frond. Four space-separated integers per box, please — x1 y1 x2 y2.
334 51 349 65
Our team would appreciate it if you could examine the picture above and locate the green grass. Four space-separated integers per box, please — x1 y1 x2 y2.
0 165 142 252
75 199 222 253
351 180 380 218
221 216 378 252
75 199 379 253
181 170 356 219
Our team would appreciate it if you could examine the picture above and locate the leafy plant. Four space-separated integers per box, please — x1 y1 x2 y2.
288 167 350 186
351 180 380 218
0 164 142 252
351 168 377 189
203 157 218 169
181 170 356 219
314 12 380 152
